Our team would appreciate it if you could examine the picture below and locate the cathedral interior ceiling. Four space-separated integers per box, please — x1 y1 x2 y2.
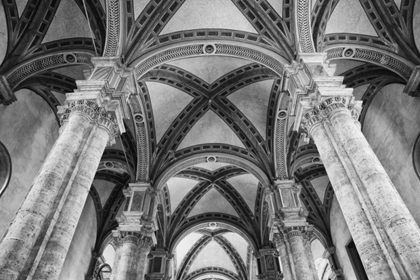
1 0 420 277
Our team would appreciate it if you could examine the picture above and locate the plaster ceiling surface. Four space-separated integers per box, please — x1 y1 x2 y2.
188 240 236 273
146 81 194 143
167 57 251 84
325 0 378 37
332 60 365 76
310 175 329 202
93 179 116 206
14 0 27 17
353 84 370 100
192 162 231 171
310 239 325 261
176 232 203 269
394 0 402 8
0 4 7 65
188 187 239 218
102 244 116 265
266 0 283 17
133 0 149 19
227 79 274 139
160 0 257 35
414 0 420 52
226 174 259 214
222 232 248 263
166 177 199 213
177 110 246 150
53 65 90 81
42 0 93 43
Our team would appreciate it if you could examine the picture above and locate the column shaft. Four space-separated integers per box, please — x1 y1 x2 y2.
110 234 152 280
287 230 312 280
310 121 394 279
112 235 140 280
329 107 420 278
276 238 294 280
0 113 93 279
303 239 317 280
32 125 110 279
136 246 150 280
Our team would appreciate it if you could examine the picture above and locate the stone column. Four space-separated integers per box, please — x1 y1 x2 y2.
136 236 153 280
304 107 395 279
0 57 133 280
111 231 153 280
0 102 96 280
109 182 157 280
303 230 318 280
31 105 119 279
285 227 312 280
323 97 420 278
273 233 294 280
272 180 313 280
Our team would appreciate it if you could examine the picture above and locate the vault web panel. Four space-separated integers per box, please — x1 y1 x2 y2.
267 0 283 17
15 0 28 17
93 179 116 207
188 240 236 273
188 188 239 218
167 177 199 213
177 110 245 150
326 0 378 37
161 0 258 35
176 232 203 269
167 56 251 84
226 174 259 214
133 0 149 20
227 79 274 140
43 0 93 43
222 232 248 263
310 175 329 202
193 162 230 171
146 81 193 143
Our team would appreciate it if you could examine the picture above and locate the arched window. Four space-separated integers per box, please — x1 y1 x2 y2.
414 134 420 180
0 141 11 197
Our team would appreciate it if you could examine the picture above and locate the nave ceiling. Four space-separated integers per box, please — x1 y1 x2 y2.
1 0 420 278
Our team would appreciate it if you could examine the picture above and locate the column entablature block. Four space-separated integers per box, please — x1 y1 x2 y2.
272 179 308 225
60 56 140 140
117 182 158 234
285 52 356 132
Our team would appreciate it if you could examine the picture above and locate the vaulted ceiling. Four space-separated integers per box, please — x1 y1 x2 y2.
1 0 420 279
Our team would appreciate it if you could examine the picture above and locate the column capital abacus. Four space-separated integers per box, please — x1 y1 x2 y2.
283 226 308 240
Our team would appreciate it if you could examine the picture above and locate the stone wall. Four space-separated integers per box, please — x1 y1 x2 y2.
363 83 420 224
0 89 59 238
